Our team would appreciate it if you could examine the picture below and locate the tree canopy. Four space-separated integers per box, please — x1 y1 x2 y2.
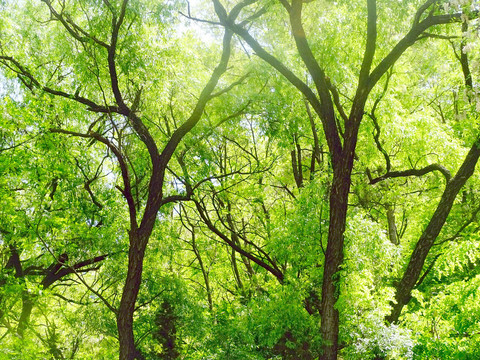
1 0 480 359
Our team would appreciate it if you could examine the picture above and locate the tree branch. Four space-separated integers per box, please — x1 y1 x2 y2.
287 0 342 161
40 0 110 49
0 56 119 113
387 136 480 324
194 198 284 283
369 10 463 93
370 163 452 185
138 27 236 234
357 0 377 95
49 128 138 231
213 0 342 163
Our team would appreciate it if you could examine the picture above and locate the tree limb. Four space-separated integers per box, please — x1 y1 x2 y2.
0 56 119 113
369 163 452 184
194 198 284 283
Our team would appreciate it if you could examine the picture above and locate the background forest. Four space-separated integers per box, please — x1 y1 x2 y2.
1 0 480 359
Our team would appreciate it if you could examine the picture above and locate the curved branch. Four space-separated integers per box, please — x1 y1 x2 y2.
366 67 393 173
40 0 110 49
138 28 236 233
370 163 452 185
286 0 342 160
194 199 284 283
212 0 342 162
369 10 463 92
0 56 119 113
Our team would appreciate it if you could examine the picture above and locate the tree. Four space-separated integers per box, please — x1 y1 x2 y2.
204 0 478 358
2 1 480 359
0 0 250 358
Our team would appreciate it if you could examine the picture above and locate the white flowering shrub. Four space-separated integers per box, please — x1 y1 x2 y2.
340 320 414 359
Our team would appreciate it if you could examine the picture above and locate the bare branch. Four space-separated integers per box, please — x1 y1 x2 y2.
369 163 452 185
369 11 464 92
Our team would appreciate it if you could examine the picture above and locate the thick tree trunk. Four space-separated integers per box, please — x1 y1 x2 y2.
320 158 353 360
118 231 148 360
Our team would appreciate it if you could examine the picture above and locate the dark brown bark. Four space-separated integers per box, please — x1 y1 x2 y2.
320 161 352 360
115 20 235 360
387 138 480 323
460 21 473 91
369 164 451 184
291 134 304 188
296 138 304 187
6 244 23 277
319 0 376 354
2 1 468 359
42 7 235 358
383 17 479 324
118 232 148 360
194 199 284 283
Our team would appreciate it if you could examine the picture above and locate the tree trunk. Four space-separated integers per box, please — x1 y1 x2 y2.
118 231 148 360
320 158 353 360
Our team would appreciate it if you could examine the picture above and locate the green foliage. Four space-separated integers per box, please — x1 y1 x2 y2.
1 0 480 359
